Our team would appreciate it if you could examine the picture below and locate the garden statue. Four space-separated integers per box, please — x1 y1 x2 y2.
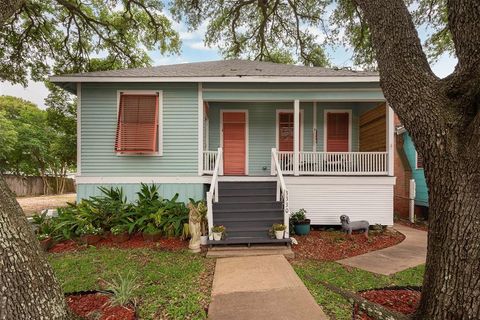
187 202 202 253
340 215 369 238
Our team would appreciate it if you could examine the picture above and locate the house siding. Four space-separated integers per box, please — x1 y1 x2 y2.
80 82 198 176
286 177 395 225
77 183 205 203
208 102 314 175
403 133 429 206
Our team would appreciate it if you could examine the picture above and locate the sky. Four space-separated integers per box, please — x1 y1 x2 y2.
0 20 457 109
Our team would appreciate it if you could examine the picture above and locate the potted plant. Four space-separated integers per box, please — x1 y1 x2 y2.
211 225 225 241
272 224 287 239
38 233 53 251
290 208 311 235
110 225 130 243
142 223 162 241
77 224 103 245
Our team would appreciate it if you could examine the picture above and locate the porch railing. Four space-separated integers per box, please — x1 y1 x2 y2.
271 148 290 238
206 148 223 240
276 151 388 175
203 150 218 174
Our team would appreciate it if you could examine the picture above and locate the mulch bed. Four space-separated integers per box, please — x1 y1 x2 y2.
292 229 405 261
66 292 135 320
49 233 188 253
354 287 421 319
396 219 428 231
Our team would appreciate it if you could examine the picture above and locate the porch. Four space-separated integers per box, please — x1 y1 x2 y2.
202 101 394 177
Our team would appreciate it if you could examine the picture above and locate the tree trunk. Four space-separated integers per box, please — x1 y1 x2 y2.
416 164 480 319
0 174 70 319
352 0 480 318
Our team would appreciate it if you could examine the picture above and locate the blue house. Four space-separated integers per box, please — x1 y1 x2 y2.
402 133 428 207
51 60 397 244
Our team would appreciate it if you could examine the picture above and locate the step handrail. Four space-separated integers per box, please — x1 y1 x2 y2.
206 147 223 240
271 148 290 238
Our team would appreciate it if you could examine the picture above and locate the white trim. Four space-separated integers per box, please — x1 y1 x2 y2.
198 83 203 176
202 88 382 92
284 176 396 185
76 83 81 176
293 100 300 176
323 109 353 152
275 109 304 151
386 104 395 176
75 175 396 185
313 102 317 152
115 90 163 156
50 76 380 83
77 176 211 184
220 109 249 175
414 150 424 170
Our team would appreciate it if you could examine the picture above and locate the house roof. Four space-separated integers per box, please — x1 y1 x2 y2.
51 59 378 79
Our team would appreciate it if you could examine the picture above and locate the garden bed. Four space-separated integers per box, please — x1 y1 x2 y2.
49 233 188 253
353 286 421 319
292 228 405 261
66 291 135 320
396 219 428 231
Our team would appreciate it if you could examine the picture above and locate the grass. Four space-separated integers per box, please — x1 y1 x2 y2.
293 260 425 320
49 247 214 319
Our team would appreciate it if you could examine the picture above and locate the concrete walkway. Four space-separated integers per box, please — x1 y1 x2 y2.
208 255 328 320
338 224 427 275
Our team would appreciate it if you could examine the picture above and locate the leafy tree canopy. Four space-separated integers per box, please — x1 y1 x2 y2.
1 0 181 85
170 0 452 69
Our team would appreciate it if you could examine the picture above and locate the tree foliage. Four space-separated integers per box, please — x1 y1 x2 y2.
0 95 75 194
0 0 181 85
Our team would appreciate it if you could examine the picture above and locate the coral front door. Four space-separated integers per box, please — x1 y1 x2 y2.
222 111 247 175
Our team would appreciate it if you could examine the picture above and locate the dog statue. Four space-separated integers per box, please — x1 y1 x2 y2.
340 215 369 237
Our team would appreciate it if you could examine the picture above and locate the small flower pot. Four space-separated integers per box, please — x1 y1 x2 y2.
294 219 311 235
274 230 285 239
112 232 130 243
142 232 162 242
39 237 53 251
200 235 208 245
213 232 223 241
79 234 102 245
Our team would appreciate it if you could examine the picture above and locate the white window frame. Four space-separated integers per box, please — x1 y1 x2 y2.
275 109 305 151
220 109 249 175
323 109 353 152
415 150 424 170
115 90 163 156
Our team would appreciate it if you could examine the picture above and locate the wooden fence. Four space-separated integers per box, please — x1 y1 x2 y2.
3 175 76 197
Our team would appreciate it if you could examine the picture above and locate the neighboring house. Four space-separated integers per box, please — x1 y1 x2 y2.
394 122 429 219
51 60 396 245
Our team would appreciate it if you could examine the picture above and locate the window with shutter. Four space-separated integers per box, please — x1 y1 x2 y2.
115 93 159 154
416 151 424 169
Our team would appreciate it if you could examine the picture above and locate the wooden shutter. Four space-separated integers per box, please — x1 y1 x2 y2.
115 93 159 153
326 112 349 152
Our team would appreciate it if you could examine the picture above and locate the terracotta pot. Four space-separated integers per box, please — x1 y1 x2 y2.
112 232 130 243
39 237 53 251
142 232 162 242
79 234 102 245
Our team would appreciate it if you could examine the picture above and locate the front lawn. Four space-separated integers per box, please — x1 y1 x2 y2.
49 247 214 319
293 260 424 320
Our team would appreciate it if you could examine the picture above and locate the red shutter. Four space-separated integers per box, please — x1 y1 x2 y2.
326 112 349 152
278 112 301 151
115 94 159 153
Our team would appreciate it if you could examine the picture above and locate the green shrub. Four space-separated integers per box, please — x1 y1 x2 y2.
104 273 139 306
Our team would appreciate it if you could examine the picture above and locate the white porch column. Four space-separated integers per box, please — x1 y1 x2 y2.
386 103 395 176
294 100 300 176
197 82 204 176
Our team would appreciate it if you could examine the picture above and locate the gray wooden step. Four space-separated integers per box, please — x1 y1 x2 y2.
213 201 282 210
220 188 276 197
218 181 276 190
219 194 277 202
207 237 291 246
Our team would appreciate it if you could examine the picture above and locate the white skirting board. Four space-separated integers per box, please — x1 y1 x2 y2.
286 176 395 225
